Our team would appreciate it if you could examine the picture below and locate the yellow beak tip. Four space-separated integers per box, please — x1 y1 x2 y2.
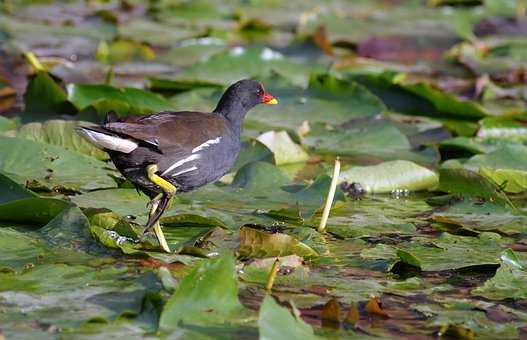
265 98 278 105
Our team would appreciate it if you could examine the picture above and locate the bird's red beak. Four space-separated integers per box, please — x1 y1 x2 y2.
262 92 278 105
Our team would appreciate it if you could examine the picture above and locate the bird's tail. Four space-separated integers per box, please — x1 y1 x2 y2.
76 126 138 153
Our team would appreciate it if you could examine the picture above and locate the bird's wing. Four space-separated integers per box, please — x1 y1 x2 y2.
104 111 227 151
103 111 229 176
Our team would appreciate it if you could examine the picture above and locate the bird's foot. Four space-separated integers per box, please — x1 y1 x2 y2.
146 194 162 210
139 223 171 253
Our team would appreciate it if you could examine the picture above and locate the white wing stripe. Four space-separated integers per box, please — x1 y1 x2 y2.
78 128 138 153
161 154 201 176
170 166 198 177
192 137 221 153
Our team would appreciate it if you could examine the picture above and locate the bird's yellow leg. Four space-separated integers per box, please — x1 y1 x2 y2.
148 198 171 253
146 164 176 195
146 164 176 253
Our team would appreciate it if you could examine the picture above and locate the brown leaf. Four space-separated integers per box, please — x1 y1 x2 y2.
485 306 519 323
365 297 389 318
357 35 455 64
313 25 335 56
474 17 527 37
321 298 341 329
344 302 359 328
0 85 16 113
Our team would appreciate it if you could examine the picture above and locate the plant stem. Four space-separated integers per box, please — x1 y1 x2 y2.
265 258 280 292
24 51 45 72
318 157 341 233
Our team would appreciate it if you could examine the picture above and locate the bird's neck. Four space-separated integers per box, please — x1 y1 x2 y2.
213 99 247 136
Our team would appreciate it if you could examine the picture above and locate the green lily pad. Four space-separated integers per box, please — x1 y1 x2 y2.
67 84 174 117
95 39 156 64
431 197 527 235
239 226 318 259
40 205 92 249
231 139 275 173
159 252 246 331
119 19 199 47
0 116 17 132
154 47 317 88
23 71 76 121
477 117 527 142
303 121 437 165
0 136 118 192
17 119 108 160
247 73 386 136
259 295 319 340
71 188 150 221
472 253 527 300
463 144 527 193
383 277 454 297
231 161 291 193
361 232 507 271
393 73 488 118
0 263 158 329
339 160 439 193
438 167 513 209
0 197 70 226
256 130 309 165
0 172 36 204
439 136 519 155
413 303 521 339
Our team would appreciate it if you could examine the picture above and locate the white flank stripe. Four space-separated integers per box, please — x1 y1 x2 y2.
171 166 197 177
78 128 138 153
161 154 201 176
192 137 221 153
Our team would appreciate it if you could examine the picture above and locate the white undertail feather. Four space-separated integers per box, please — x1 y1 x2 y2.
161 154 201 176
77 128 138 153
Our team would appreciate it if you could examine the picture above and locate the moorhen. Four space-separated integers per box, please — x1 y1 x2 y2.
78 79 278 252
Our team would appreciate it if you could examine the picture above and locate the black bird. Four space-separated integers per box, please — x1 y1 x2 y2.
77 79 278 252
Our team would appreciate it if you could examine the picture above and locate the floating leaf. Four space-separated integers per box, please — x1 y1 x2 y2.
477 118 527 142
362 232 506 271
0 136 117 192
0 172 36 204
256 130 309 165
248 73 386 135
438 167 513 208
23 71 76 121
155 47 317 88
0 263 157 328
303 122 437 165
239 226 318 259
231 139 275 173
431 197 527 235
67 84 174 117
321 298 341 329
159 253 246 330
365 297 388 317
339 160 438 193
393 73 488 118
0 197 70 225
463 144 527 193
96 39 156 64
258 295 319 340
17 119 108 160
472 251 527 300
